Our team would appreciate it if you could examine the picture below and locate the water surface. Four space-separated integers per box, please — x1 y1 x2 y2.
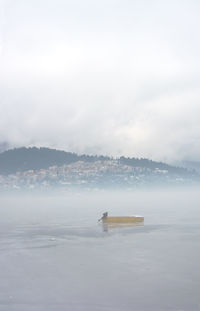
0 189 200 311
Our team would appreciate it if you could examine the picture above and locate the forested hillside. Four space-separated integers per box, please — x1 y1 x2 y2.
0 147 191 176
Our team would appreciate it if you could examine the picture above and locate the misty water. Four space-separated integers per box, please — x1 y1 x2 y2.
0 189 200 311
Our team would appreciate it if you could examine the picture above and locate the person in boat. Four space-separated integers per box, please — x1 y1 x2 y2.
98 212 108 222
102 212 108 219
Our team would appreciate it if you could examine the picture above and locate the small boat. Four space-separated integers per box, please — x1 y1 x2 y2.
98 212 144 223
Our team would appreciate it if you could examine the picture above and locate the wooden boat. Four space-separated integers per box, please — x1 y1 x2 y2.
99 212 144 223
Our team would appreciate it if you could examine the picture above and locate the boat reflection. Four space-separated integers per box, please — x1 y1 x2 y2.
102 221 144 232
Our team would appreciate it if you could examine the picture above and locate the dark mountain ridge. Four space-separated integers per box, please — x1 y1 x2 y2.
0 147 192 176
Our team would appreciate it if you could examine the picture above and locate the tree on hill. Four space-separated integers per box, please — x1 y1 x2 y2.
119 156 188 175
0 147 193 176
0 147 78 174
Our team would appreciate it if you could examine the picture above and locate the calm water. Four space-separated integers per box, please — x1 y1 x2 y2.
0 189 200 311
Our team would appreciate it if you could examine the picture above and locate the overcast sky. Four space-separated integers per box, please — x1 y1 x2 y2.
0 0 200 161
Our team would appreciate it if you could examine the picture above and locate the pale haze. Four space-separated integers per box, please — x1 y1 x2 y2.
0 0 200 162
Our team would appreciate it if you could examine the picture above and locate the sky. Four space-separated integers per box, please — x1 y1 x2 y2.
0 0 200 162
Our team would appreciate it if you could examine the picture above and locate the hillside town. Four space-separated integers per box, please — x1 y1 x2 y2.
0 159 195 191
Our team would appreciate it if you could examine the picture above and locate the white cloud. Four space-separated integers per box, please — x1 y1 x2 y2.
0 0 200 161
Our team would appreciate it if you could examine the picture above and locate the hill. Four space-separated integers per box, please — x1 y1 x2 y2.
180 161 200 174
0 147 191 176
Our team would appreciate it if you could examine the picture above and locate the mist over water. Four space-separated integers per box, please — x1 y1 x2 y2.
0 188 200 311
